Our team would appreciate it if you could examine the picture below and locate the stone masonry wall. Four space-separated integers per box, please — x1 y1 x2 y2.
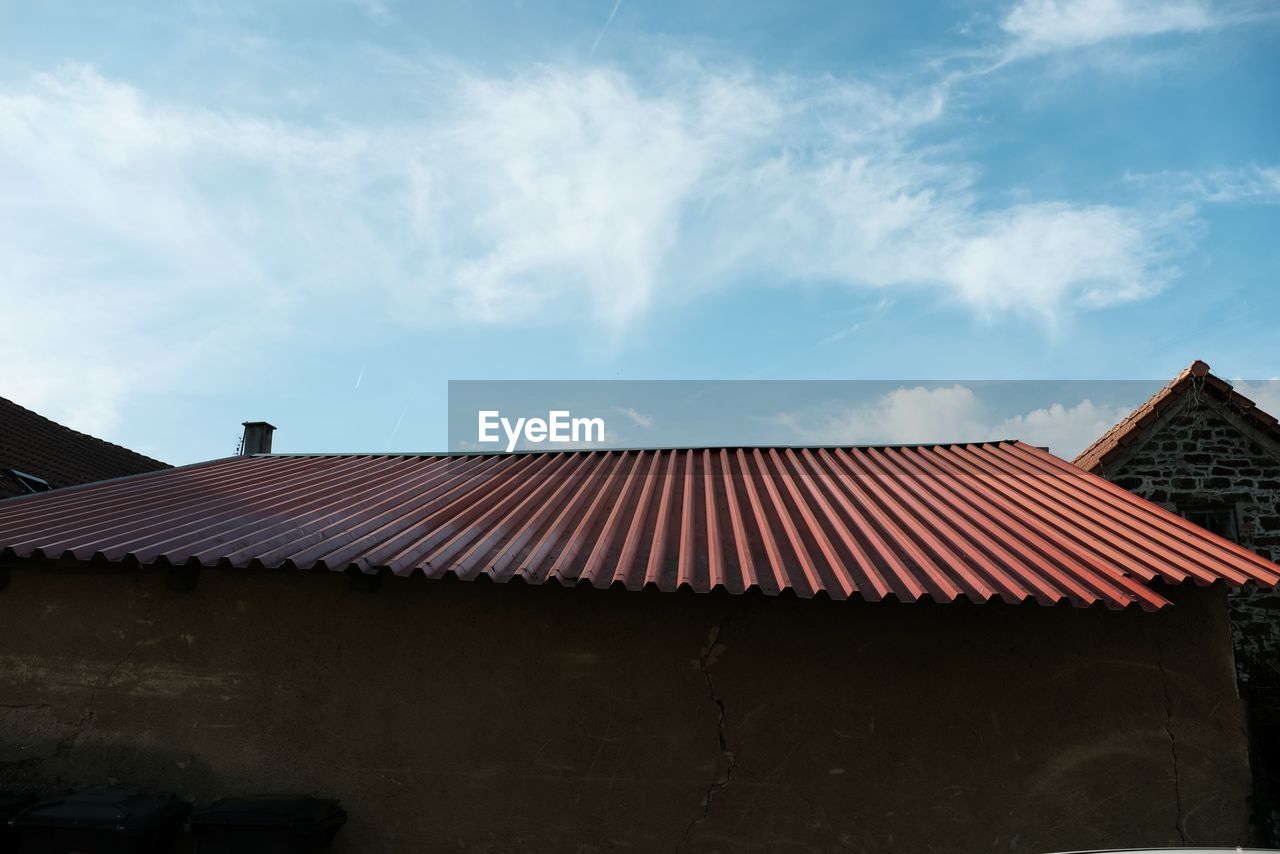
1096 394 1280 688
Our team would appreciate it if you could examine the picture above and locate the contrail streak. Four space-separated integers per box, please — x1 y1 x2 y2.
589 0 623 56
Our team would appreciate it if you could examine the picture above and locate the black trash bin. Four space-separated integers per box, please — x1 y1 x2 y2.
188 796 346 854
0 793 39 854
10 789 191 854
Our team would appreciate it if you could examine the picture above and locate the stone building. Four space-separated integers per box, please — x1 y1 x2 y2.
1076 359 1280 841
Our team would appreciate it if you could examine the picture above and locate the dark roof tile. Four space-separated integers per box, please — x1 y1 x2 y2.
0 396 169 498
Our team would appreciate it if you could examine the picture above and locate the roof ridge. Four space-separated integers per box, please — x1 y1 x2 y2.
0 395 169 469
249 439 1029 459
1074 360 1280 471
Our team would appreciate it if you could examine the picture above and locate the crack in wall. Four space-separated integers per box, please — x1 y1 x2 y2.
59 633 154 756
3 639 151 782
3 596 175 786
676 614 736 853
1156 635 1187 846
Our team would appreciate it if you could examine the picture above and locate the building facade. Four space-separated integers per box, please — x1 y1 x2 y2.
1077 360 1280 842
0 569 1256 853
3 439 1276 851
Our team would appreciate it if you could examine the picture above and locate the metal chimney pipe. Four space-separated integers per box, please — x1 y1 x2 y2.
241 421 276 455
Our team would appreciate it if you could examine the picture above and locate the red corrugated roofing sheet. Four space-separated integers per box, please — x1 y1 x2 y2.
0 441 1275 610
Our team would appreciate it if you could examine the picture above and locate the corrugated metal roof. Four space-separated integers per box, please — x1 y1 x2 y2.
0 441 1275 610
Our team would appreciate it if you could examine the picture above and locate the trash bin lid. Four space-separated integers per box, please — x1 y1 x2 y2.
12 789 190 832
0 792 38 820
189 796 345 830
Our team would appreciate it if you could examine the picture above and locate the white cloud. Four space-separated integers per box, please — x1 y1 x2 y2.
612 406 655 430
941 204 1185 311
772 386 1132 458
1002 0 1214 56
996 399 1134 455
775 386 991 446
1234 380 1280 420
342 0 395 26
1182 165 1280 203
428 65 1190 324
0 65 373 435
415 67 775 328
0 63 1195 433
1122 164 1280 209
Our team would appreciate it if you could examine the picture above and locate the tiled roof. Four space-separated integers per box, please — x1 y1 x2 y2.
1074 360 1280 473
1 441 1275 610
0 396 169 499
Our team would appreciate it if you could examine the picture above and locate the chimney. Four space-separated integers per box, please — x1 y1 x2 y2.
241 421 276 455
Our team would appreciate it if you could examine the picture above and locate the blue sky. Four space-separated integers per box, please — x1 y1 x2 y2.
1 0 1277 463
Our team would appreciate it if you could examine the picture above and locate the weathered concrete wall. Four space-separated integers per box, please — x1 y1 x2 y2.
0 567 1252 853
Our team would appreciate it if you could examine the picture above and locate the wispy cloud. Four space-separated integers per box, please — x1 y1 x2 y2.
0 62 403 433
1234 379 1280 419
774 386 992 446
612 406 654 430
0 60 1200 433
1134 164 1280 204
341 0 395 26
1001 0 1214 57
0 64 325 434
420 65 1191 326
772 386 1134 457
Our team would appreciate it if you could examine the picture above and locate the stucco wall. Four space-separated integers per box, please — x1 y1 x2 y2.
1090 391 1280 844
0 566 1252 854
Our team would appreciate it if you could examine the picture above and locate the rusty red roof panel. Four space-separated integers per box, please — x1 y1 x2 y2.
0 441 1276 610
